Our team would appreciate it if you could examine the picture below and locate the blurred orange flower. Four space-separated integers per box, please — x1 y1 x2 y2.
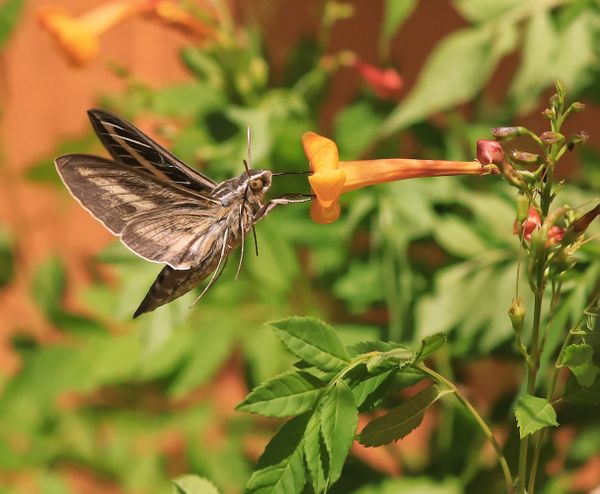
303 131 493 224
38 0 155 66
38 0 215 66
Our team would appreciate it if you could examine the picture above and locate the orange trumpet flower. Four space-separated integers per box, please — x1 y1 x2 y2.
303 131 495 224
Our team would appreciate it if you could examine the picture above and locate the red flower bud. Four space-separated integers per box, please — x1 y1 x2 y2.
514 207 541 240
477 140 505 165
352 60 403 100
546 225 565 246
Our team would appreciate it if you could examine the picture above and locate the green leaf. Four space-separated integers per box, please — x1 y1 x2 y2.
172 475 220 494
0 0 23 46
453 0 537 23
433 217 488 258
168 324 235 397
269 317 351 372
237 371 324 417
548 12 595 92
508 11 556 111
31 256 66 320
416 333 447 362
303 410 328 494
358 385 452 446
151 83 224 117
334 102 384 159
376 26 501 139
350 368 397 411
246 414 308 494
560 343 600 387
563 377 600 406
353 476 463 494
0 225 14 288
381 0 417 44
515 394 558 438
320 380 358 484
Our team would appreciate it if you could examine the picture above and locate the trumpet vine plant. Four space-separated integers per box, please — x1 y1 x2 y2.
234 83 600 494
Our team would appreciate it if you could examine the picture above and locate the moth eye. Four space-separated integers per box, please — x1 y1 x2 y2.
250 178 263 190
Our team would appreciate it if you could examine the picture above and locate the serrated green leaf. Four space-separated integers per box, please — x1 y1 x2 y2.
31 256 66 320
350 368 397 411
303 410 328 494
348 340 399 356
269 317 351 372
515 394 558 438
237 371 324 417
0 0 23 46
376 27 499 139
172 475 220 494
563 376 600 406
560 343 600 387
416 333 447 362
320 380 358 483
359 385 452 447
246 414 308 494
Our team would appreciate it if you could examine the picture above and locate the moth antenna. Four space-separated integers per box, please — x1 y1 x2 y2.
246 126 252 170
189 229 229 307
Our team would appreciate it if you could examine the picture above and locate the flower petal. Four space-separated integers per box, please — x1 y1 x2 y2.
308 168 346 208
302 131 339 172
310 201 341 224
37 7 99 66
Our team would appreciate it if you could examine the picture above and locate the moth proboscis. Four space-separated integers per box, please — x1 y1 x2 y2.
55 109 311 318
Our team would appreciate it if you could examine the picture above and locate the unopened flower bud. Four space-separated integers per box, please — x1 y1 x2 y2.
542 109 554 119
566 131 589 151
508 297 526 333
540 131 564 145
477 140 504 165
546 225 565 246
514 207 541 240
570 101 585 112
491 127 525 140
510 150 540 165
516 193 530 223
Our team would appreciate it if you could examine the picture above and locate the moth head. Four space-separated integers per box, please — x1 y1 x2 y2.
247 169 272 195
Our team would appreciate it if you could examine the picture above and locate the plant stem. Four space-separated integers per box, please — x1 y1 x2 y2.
528 289 600 493
518 248 546 493
418 363 514 493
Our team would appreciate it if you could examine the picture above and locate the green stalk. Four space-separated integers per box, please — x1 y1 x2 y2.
527 290 600 493
418 364 514 493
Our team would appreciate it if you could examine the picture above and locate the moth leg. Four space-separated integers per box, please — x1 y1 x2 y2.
255 194 313 221
189 228 229 307
235 204 245 280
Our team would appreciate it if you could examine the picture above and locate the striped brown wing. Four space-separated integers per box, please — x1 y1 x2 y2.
87 108 217 193
55 154 221 269
120 206 231 269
